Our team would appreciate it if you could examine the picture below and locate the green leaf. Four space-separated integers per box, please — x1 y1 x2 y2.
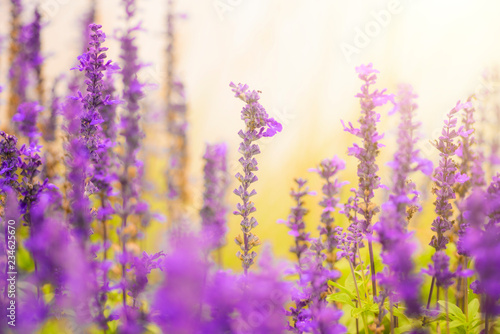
328 281 355 299
369 303 379 313
391 305 409 322
351 307 363 319
449 319 465 329
327 292 356 308
344 274 357 295
438 300 466 322
394 324 414 334
468 298 480 321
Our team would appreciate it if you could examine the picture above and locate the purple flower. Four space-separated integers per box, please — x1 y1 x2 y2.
429 100 470 252
72 23 119 164
462 182 500 317
201 142 229 250
374 84 428 316
0 131 20 192
231 82 282 273
341 63 392 234
152 233 210 333
277 178 314 262
336 191 364 265
423 251 454 289
309 156 346 269
13 102 43 141
341 63 393 298
288 240 344 333
165 0 189 223
455 97 486 256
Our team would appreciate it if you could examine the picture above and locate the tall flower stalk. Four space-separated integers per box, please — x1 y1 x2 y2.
427 101 470 309
165 0 189 225
342 63 393 298
278 178 313 264
118 0 147 308
231 82 282 274
462 177 500 333
6 0 23 132
374 85 431 331
310 156 346 269
455 97 485 313
200 142 229 256
69 23 118 329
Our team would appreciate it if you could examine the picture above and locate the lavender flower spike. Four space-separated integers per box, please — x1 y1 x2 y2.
277 178 314 263
426 100 471 309
341 63 393 297
310 156 346 269
117 0 149 310
72 23 119 163
201 142 229 251
375 85 430 317
231 82 282 273
429 100 471 252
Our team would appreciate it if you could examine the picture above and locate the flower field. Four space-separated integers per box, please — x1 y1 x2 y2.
1 0 500 333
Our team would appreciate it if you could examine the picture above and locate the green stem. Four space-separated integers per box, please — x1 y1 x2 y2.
348 258 369 334
445 288 450 334
390 301 395 334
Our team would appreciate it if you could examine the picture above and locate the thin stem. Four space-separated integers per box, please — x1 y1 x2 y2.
367 240 377 297
394 303 399 329
484 294 489 334
464 257 469 322
427 276 436 309
348 258 369 334
445 288 450 334
390 301 394 334
121 193 128 307
357 247 368 300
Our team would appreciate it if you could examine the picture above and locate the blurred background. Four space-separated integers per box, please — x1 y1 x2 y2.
1 0 499 271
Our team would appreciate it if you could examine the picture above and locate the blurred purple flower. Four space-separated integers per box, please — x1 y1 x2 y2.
13 101 43 142
374 84 428 316
201 142 229 250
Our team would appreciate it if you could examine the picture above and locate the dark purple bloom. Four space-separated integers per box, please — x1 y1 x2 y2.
231 82 282 273
0 131 20 192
